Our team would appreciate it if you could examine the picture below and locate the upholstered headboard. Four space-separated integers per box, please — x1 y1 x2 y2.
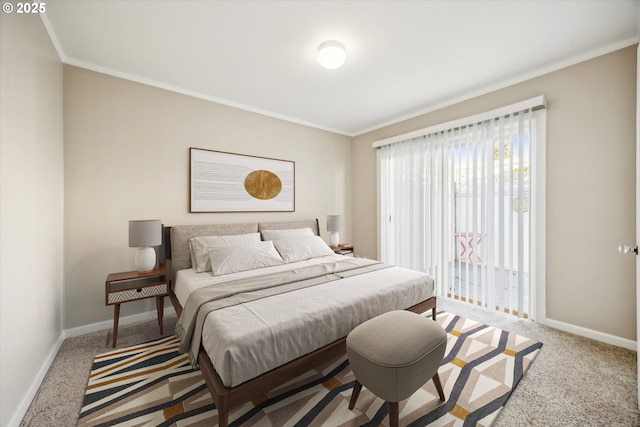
166 219 319 279
257 219 319 236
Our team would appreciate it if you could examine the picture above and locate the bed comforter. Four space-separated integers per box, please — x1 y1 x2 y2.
174 254 434 388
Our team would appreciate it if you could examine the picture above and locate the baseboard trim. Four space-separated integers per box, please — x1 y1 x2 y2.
545 318 637 351
8 330 65 427
65 306 177 339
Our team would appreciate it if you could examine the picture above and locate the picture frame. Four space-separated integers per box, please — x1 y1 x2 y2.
190 148 295 213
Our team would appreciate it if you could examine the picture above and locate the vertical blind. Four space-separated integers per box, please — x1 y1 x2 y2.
377 99 544 318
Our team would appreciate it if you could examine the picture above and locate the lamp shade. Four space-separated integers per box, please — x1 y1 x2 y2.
326 215 342 232
129 220 162 248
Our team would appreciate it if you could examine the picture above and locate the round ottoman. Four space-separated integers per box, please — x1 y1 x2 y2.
346 310 447 427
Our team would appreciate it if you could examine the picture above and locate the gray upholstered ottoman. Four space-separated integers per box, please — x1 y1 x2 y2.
346 310 447 427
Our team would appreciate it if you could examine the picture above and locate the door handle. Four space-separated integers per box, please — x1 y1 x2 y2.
618 244 638 255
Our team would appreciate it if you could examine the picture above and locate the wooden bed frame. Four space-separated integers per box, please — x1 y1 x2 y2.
164 220 437 427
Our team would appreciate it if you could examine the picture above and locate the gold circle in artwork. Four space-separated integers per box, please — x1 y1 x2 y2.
244 170 282 200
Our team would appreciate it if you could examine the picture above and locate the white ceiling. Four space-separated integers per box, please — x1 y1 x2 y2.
43 1 639 136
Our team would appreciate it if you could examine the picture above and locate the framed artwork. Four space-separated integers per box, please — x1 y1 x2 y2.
190 148 295 212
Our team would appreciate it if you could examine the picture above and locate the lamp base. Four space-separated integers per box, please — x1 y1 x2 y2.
329 231 340 247
134 247 156 273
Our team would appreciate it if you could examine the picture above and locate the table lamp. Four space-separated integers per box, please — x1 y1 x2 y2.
326 214 342 247
129 219 161 273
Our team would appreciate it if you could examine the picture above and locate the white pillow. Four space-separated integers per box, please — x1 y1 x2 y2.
273 236 335 263
189 232 261 273
207 241 285 275
261 227 314 241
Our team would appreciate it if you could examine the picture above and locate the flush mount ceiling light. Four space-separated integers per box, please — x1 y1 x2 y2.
317 40 346 69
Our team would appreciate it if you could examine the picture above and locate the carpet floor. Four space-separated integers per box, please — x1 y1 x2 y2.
76 311 541 426
19 297 640 426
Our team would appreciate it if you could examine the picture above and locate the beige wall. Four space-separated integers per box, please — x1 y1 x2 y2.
352 46 637 341
63 66 352 329
0 14 64 426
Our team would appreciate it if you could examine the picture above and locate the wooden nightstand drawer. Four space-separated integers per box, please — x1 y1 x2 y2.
107 283 169 304
105 267 170 347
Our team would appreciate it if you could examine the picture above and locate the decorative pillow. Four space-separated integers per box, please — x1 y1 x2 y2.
273 236 335 263
261 227 315 241
189 232 261 273
207 241 285 275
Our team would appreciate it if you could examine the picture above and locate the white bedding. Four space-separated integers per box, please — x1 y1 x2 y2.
174 254 434 388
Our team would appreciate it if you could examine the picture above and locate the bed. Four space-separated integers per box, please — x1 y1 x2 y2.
166 219 436 427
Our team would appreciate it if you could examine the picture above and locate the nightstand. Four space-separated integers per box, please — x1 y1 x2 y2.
105 266 170 348
331 244 354 257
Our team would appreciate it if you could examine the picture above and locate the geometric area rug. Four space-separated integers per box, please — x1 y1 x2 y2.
77 311 542 427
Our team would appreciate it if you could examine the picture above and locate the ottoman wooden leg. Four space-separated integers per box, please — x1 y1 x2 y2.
432 372 446 401
349 380 363 410
388 401 399 427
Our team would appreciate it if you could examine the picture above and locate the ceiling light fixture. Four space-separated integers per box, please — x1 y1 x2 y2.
317 40 346 70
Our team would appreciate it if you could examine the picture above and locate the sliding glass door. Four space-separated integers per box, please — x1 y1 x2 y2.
378 104 544 319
